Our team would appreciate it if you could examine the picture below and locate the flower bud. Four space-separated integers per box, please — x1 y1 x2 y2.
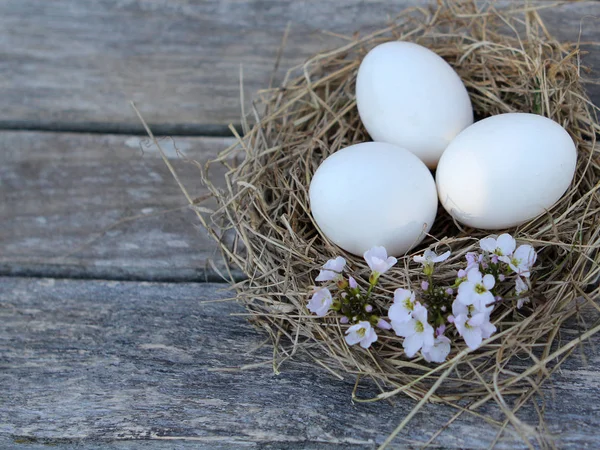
340 316 349 324
421 280 429 290
445 288 454 296
365 304 373 313
348 276 358 289
376 318 392 330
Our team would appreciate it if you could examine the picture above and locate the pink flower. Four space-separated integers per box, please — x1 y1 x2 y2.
465 252 483 270
364 247 397 278
500 245 537 278
315 256 346 282
391 304 434 358
388 288 416 325
457 268 495 310
413 249 451 266
454 313 496 350
422 335 451 363
480 234 516 256
307 288 333 317
345 321 378 349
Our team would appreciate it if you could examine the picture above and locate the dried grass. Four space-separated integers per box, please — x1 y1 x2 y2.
140 0 600 447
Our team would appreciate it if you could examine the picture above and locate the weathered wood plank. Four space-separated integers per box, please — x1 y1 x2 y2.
0 131 236 281
1 278 600 448
1 0 598 131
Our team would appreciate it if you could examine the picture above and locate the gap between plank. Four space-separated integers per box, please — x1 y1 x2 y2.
0 264 244 284
0 121 243 137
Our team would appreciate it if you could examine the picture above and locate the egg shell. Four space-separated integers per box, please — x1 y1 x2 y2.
309 142 438 256
356 41 473 168
436 113 577 229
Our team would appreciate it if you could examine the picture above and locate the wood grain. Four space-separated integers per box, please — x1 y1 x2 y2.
1 277 599 449
0 131 237 281
1 0 598 132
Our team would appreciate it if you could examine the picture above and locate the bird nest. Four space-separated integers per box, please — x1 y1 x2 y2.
158 0 600 446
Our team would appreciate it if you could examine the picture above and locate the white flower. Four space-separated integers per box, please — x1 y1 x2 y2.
315 256 346 282
307 288 333 317
422 335 451 363
457 268 496 310
392 304 434 358
452 297 492 318
364 246 397 276
413 249 451 267
345 321 378 349
454 312 496 350
515 276 530 309
388 288 416 325
480 234 516 256
500 244 537 278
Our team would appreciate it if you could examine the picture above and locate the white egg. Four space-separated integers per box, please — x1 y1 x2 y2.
436 113 577 229
356 41 473 168
309 142 438 256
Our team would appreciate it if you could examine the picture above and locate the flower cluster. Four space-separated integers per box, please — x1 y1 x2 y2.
308 247 396 348
308 233 538 363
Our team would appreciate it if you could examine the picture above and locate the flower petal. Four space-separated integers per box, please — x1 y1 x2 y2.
479 237 497 253
345 332 362 346
515 276 528 294
422 336 451 363
496 234 516 256
468 313 486 327
422 325 435 348
388 303 411 323
462 326 483 350
364 246 388 270
403 333 423 357
392 319 416 337
393 288 413 304
473 291 494 311
433 250 451 263
412 304 428 323
482 274 496 290
360 326 378 349
480 320 497 339
466 268 483 283
452 299 469 317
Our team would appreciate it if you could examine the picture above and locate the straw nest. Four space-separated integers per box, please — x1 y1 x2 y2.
187 0 599 443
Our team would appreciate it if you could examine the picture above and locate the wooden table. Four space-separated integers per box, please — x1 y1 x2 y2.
2 1 600 448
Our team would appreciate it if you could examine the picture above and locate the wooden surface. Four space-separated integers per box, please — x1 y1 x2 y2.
1 0 600 448
0 131 236 281
2 278 600 449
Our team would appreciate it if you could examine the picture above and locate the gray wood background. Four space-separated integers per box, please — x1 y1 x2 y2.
1 1 599 448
